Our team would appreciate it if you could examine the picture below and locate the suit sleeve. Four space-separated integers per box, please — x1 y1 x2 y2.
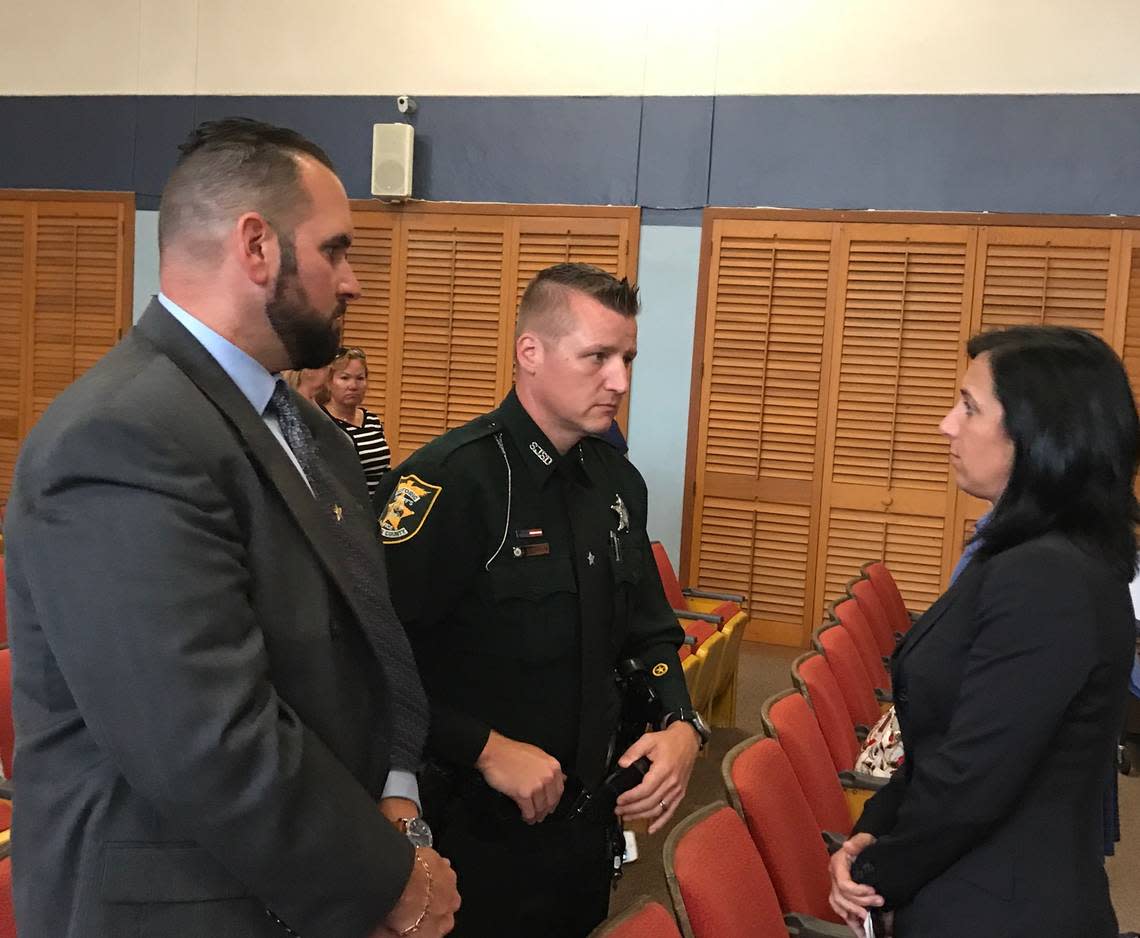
619 471 692 713
377 460 494 767
850 545 1101 909
15 412 412 938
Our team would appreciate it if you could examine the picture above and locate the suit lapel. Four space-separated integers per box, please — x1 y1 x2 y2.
895 560 984 665
133 301 369 624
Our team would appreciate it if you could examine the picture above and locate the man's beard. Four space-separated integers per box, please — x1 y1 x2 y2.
265 234 344 369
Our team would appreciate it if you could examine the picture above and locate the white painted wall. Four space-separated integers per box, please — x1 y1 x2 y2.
5 0 1140 96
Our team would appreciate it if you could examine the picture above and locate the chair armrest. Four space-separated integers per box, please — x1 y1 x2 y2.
784 912 856 937
821 830 846 854
909 610 921 623
839 770 890 791
874 689 894 704
854 724 869 743
674 608 724 625
681 634 697 646
682 587 745 603
0 780 13 800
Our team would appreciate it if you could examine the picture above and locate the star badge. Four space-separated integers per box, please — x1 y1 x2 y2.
610 494 630 532
587 551 596 566
332 504 343 522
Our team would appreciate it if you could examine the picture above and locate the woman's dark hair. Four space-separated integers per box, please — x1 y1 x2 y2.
968 325 1140 580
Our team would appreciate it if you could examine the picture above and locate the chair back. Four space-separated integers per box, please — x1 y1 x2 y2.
847 575 895 656
689 629 726 714
588 896 682 938
708 611 747 727
722 735 842 923
0 649 11 780
792 652 860 772
814 621 880 728
664 802 790 938
761 689 851 836
831 596 891 692
0 555 6 646
0 855 12 938
861 560 912 635
651 541 688 610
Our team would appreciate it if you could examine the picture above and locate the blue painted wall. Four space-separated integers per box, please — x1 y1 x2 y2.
626 226 703 562
19 91 1140 560
7 94 1140 216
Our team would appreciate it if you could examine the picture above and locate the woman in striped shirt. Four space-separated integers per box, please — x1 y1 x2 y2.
323 347 391 498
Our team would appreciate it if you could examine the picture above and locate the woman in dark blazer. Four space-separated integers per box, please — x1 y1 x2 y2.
829 325 1139 938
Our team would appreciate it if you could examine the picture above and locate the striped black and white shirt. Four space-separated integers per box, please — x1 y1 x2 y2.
326 407 391 498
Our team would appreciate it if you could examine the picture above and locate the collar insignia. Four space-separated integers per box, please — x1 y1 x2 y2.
529 441 553 466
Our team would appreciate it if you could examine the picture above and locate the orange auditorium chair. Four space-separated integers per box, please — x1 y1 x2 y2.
722 734 845 927
812 621 883 729
762 689 884 831
664 802 848 938
588 896 683 938
791 652 862 773
651 542 747 726
860 560 916 636
846 575 897 657
0 853 11 938
828 596 892 695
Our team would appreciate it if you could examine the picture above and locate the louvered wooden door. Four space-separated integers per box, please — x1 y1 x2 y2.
1121 232 1140 500
952 226 1126 556
341 203 640 467
386 215 511 462
687 210 1140 648
814 224 977 618
0 194 132 511
0 204 30 508
346 212 398 421
503 215 639 424
687 219 836 645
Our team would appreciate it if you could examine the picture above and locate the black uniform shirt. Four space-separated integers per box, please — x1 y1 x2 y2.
375 390 691 790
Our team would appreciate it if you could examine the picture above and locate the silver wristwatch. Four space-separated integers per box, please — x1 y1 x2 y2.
398 816 433 848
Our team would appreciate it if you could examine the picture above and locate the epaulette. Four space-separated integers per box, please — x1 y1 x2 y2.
410 411 503 465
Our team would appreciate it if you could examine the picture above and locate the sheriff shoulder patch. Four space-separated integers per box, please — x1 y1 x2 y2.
379 474 443 544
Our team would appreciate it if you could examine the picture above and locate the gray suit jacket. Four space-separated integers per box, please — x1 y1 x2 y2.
4 301 413 937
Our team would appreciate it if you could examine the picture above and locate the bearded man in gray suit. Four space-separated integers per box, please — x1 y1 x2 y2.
3 118 459 937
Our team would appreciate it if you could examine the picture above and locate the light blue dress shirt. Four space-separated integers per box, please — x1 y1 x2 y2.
156 294 420 808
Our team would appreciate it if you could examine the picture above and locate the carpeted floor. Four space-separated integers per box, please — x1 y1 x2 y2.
610 641 1140 931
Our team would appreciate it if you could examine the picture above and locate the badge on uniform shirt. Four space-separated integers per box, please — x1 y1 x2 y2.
379 474 443 544
652 663 669 677
610 494 630 532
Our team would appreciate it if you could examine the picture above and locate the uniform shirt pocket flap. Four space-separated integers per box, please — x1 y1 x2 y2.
488 556 578 600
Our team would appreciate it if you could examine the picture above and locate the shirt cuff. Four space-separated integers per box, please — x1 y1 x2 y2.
381 770 421 812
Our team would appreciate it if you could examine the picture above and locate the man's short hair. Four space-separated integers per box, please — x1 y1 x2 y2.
158 117 335 261
515 263 640 340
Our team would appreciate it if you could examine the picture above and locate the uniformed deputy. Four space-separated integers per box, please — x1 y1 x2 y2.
375 263 707 938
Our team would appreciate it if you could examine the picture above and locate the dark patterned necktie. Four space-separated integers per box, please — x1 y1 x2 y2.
268 380 428 773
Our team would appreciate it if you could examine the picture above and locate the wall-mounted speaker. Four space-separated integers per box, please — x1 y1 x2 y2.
371 123 414 200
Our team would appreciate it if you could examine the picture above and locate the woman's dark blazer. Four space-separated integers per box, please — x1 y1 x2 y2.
850 533 1134 938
